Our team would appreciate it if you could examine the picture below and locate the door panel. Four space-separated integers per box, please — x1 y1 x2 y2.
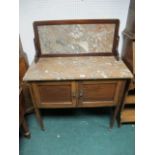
39 85 71 102
82 83 116 101
78 80 124 107
32 82 77 108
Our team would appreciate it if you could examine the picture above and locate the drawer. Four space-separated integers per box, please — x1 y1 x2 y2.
31 82 77 108
78 80 125 107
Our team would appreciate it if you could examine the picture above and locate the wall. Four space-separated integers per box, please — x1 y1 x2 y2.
19 0 130 64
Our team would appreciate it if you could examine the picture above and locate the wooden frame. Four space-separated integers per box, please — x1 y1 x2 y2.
33 19 120 61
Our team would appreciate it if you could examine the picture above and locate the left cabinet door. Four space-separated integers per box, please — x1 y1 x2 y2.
31 82 77 108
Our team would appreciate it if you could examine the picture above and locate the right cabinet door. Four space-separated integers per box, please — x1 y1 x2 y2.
78 80 125 107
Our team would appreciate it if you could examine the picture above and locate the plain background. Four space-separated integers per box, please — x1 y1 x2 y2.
0 0 155 155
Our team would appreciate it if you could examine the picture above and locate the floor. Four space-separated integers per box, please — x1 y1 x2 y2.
20 108 135 155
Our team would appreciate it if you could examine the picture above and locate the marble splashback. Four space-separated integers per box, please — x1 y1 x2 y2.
38 24 115 54
24 56 133 81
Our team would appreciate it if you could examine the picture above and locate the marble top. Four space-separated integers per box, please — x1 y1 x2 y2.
23 56 133 81
38 24 115 54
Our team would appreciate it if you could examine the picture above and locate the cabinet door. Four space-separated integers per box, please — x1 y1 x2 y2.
31 82 77 108
78 80 125 107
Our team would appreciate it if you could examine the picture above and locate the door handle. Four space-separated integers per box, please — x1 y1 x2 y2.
72 92 76 98
79 90 83 98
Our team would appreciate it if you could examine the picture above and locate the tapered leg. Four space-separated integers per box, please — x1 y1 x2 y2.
110 80 130 128
110 106 120 128
34 107 44 130
29 84 45 130
117 112 121 128
22 118 31 138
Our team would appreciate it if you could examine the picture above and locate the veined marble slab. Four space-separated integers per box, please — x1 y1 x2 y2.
38 24 115 54
24 56 133 81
